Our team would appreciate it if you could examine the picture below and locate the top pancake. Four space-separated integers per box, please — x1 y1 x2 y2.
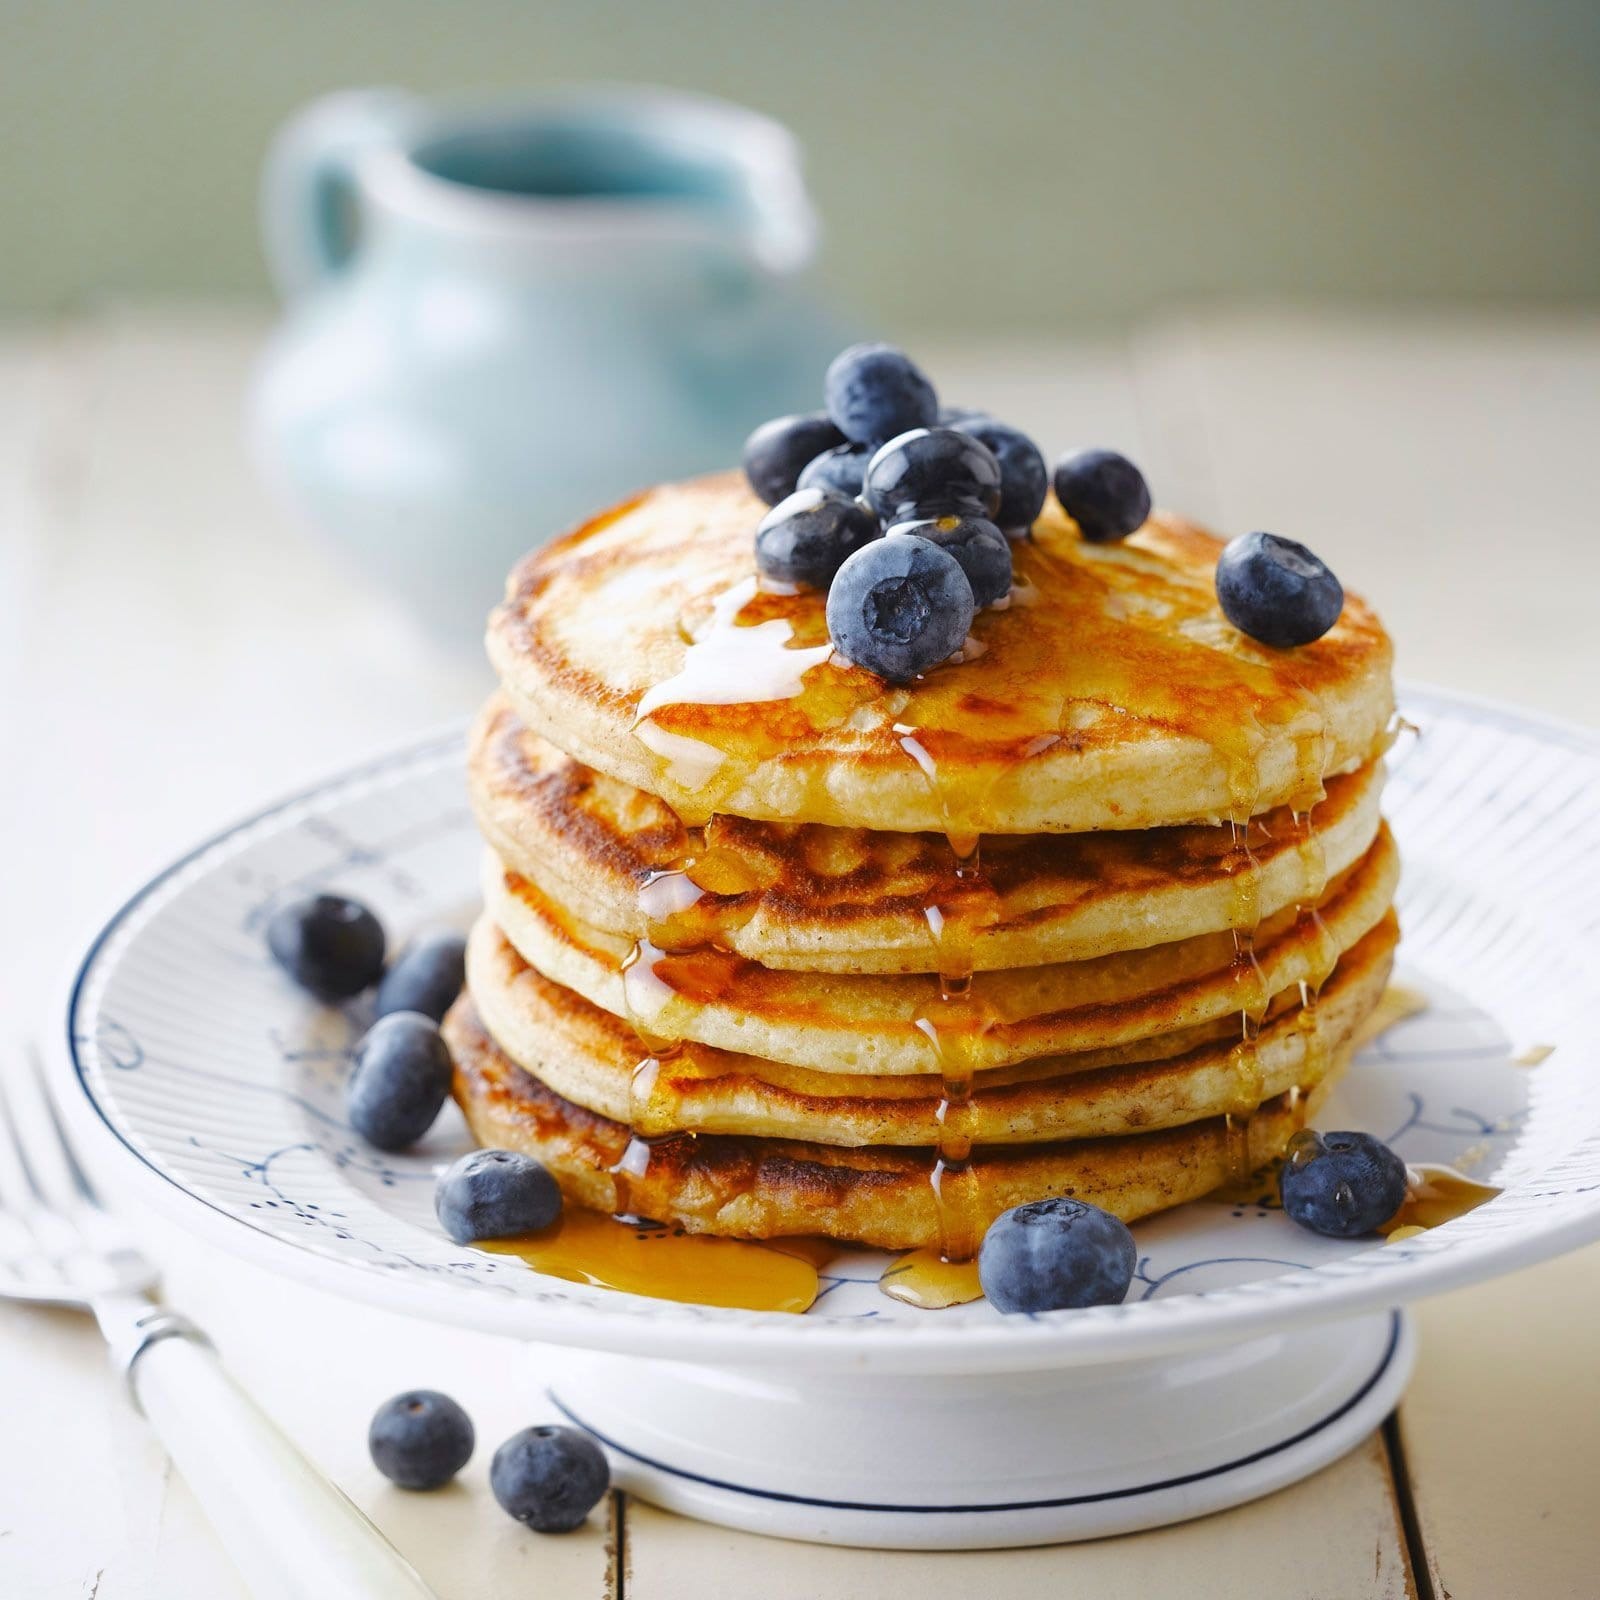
488 472 1395 835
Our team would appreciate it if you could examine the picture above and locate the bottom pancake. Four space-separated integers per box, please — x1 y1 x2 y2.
444 998 1378 1252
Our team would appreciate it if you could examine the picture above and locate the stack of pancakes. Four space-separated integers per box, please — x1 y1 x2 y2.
445 473 1399 1255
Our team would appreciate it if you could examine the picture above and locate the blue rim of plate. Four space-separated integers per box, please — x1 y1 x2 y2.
58 686 1600 1366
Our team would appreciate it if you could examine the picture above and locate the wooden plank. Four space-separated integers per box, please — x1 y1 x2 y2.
624 1432 1415 1599
1400 1243 1600 1600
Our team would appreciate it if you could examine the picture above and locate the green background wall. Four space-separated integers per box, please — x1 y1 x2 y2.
6 0 1598 331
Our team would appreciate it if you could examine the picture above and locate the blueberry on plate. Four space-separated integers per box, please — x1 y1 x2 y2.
435 1148 563 1244
977 1196 1136 1313
742 411 846 506
375 931 467 1024
368 1390 474 1490
826 535 975 684
796 440 873 500
887 513 1012 606
1278 1129 1408 1238
862 428 1003 524
1215 530 1345 648
1052 448 1152 543
824 342 939 445
346 1011 454 1151
951 417 1048 536
267 893 386 1002
490 1425 610 1533
755 488 880 589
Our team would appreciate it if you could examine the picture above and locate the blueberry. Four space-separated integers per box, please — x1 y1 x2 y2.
1215 531 1345 648
375 932 467 1024
950 417 1048 536
887 514 1012 606
863 428 1003 524
346 1011 453 1150
267 893 385 1002
796 441 873 500
824 343 938 445
826 535 975 684
741 411 846 506
1052 448 1151 543
368 1390 474 1490
977 1197 1136 1313
435 1148 563 1243
755 488 880 589
490 1425 610 1533
1278 1129 1408 1238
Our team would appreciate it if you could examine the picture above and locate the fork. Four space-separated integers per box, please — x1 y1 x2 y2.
0 1051 440 1600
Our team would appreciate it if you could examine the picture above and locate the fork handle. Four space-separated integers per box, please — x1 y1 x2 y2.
126 1319 440 1599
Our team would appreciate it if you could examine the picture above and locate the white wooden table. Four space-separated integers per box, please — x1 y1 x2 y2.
4 305 1598 1599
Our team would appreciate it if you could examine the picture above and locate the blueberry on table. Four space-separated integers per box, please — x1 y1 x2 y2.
1052 448 1152 543
742 411 846 506
267 893 386 1002
825 342 939 445
375 931 467 1024
826 535 975 684
950 417 1048 536
435 1148 563 1244
491 1425 611 1533
368 1390 474 1490
977 1197 1136 1313
1215 530 1345 648
1278 1129 1408 1237
796 440 873 500
346 1011 454 1150
887 513 1013 606
862 428 1003 524
755 488 881 589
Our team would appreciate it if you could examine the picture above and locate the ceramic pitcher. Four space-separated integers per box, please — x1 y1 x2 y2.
249 86 843 642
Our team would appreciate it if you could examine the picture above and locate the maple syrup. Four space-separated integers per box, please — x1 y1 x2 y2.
1379 1164 1501 1235
480 1209 822 1313
879 1247 984 1309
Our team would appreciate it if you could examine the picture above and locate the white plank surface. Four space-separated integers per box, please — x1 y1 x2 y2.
626 1434 1416 1600
3 302 1597 1598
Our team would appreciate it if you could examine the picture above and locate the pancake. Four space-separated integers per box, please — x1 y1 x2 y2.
445 998 1361 1249
465 911 1396 1147
470 695 1387 973
481 824 1398 1076
488 473 1395 835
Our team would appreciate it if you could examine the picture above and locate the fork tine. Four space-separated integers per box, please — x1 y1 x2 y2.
26 1044 103 1210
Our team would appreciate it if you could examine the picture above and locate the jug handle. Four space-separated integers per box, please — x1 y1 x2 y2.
261 89 419 299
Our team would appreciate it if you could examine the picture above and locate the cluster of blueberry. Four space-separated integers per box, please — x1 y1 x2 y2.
267 895 610 1530
369 1390 609 1533
744 342 1347 682
267 895 572 1241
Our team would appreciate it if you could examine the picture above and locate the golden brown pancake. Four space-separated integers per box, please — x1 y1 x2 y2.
481 825 1397 1076
445 999 1369 1250
469 694 1387 973
465 911 1395 1147
488 473 1395 834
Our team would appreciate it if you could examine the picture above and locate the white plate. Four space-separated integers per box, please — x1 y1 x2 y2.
60 686 1600 1371
59 685 1600 1545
